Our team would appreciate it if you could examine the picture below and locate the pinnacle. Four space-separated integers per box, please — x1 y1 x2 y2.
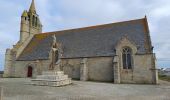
29 0 36 13
22 10 28 17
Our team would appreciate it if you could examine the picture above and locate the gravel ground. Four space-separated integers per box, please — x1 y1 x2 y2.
0 78 170 100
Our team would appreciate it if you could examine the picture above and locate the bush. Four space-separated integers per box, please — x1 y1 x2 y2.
159 74 167 77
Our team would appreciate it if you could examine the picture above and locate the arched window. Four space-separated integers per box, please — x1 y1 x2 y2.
35 17 38 27
32 15 35 26
122 47 132 69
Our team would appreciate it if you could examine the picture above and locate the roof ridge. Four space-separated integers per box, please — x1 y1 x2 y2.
37 17 145 36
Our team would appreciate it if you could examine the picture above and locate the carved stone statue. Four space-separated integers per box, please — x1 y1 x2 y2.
49 34 61 71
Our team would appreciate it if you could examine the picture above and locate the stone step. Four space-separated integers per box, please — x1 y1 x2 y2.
32 71 72 87
36 75 68 80
48 78 72 87
32 78 72 87
42 71 64 75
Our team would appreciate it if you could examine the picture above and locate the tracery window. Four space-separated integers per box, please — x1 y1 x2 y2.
32 15 35 26
122 47 132 69
35 17 38 27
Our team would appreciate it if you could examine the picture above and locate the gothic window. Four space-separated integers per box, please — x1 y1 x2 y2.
122 47 132 69
35 17 38 27
32 15 35 26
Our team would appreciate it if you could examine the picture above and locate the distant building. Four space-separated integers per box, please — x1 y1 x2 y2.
3 0 158 84
158 68 170 76
164 68 170 72
164 68 170 76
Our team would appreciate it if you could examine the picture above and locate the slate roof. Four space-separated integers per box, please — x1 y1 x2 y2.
17 17 152 61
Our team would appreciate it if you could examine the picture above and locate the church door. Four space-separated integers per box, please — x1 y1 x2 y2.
27 66 33 77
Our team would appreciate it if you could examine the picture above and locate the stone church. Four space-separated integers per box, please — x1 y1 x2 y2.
4 0 158 84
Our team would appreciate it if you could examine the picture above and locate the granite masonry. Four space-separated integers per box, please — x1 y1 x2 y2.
4 0 158 84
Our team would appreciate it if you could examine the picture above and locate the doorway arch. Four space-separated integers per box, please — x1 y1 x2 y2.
27 66 33 77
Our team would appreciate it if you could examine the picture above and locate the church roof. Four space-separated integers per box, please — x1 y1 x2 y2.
17 17 152 61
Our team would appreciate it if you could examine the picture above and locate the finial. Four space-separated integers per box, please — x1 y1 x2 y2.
145 15 147 19
29 0 36 13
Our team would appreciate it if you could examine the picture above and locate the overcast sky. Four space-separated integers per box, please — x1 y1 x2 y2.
0 0 170 71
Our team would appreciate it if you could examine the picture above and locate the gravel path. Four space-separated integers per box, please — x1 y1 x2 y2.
0 78 170 100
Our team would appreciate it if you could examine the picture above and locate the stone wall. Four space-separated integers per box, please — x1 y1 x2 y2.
87 57 114 82
13 60 51 78
5 52 157 84
3 33 34 78
3 49 13 77
61 59 81 80
114 36 158 84
5 57 114 82
61 57 114 82
120 54 154 84
3 49 16 77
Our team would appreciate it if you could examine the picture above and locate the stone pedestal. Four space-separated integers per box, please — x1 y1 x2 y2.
32 71 72 87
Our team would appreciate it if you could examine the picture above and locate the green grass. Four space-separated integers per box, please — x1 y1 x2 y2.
159 74 170 82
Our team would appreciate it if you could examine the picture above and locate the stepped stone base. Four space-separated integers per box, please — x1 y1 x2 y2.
32 71 72 87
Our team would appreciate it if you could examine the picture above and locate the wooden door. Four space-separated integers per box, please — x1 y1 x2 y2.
27 66 33 77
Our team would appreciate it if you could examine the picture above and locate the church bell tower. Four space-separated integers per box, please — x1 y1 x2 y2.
20 0 42 42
